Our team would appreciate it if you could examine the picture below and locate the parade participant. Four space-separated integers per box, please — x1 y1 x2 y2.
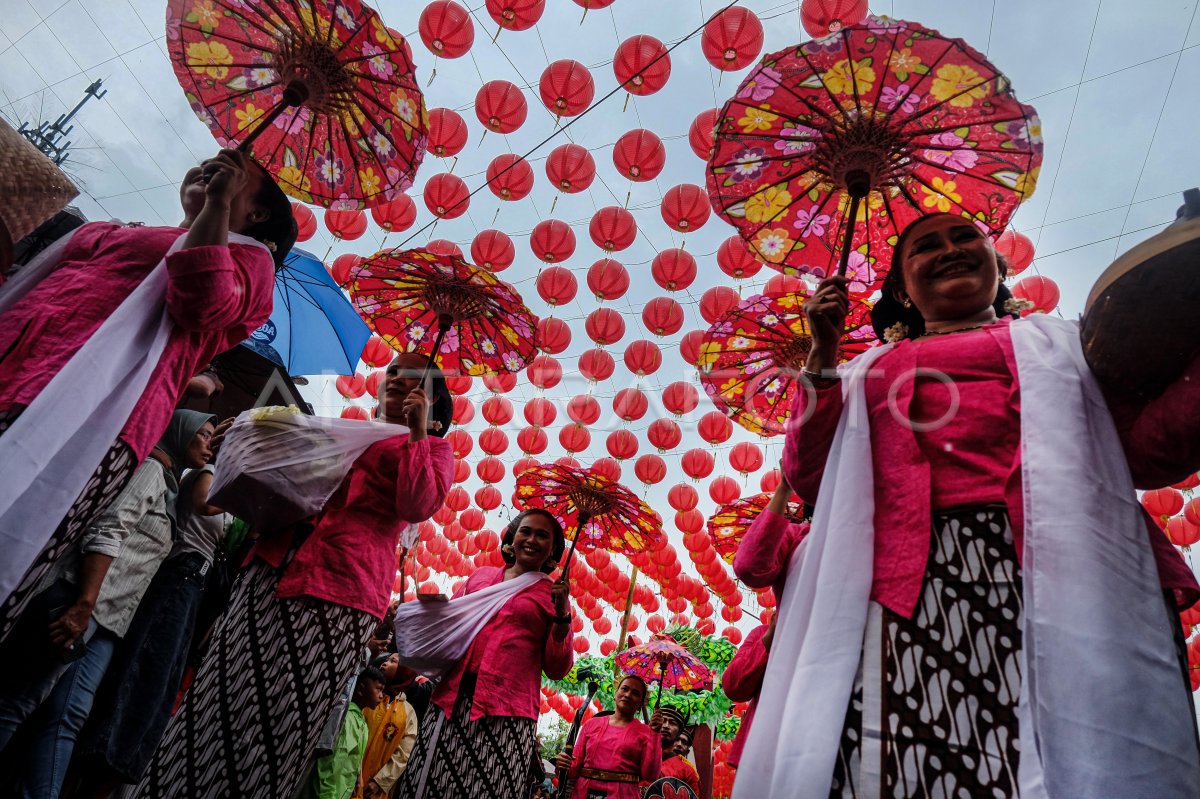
394 509 574 799
135 353 454 799
0 410 215 798
650 706 700 796
736 212 1200 798
721 616 773 770
301 668 387 799
354 653 419 799
0 149 293 639
555 675 660 799
732 478 808 598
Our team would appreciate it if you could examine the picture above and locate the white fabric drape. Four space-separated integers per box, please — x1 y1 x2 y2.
733 314 1200 799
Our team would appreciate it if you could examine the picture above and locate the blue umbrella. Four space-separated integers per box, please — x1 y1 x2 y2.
243 247 372 376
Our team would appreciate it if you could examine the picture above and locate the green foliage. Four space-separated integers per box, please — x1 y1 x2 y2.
538 717 570 762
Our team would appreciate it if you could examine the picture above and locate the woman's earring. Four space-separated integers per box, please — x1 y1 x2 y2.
501 544 514 557
902 298 912 308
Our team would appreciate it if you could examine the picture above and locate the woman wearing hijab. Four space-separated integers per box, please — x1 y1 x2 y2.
0 410 215 799
735 213 1200 799
555 675 660 799
136 353 454 799
0 149 296 644
394 508 574 799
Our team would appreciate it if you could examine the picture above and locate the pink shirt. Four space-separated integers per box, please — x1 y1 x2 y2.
723 624 769 769
433 566 574 722
568 715 661 799
0 222 274 460
784 319 1200 618
732 508 809 599
258 436 454 618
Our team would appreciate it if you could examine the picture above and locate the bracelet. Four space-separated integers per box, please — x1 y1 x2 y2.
552 613 572 624
801 367 839 382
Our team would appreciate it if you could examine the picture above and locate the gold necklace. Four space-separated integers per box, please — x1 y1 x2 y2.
919 322 995 338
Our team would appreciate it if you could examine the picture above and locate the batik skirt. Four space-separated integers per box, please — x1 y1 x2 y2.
131 553 377 798
395 674 538 799
830 506 1023 799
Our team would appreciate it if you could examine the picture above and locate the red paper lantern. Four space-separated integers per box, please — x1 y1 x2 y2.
663 382 700 416
606 429 639 461
530 220 576 263
477 456 506 484
419 1 475 58
698 410 732 445
518 426 548 455
330 253 363 285
370 194 416 233
423 173 469 219
635 454 667 485
589 206 637 253
367 371 387 399
425 239 463 258
641 297 684 337
729 441 764 474
1143 488 1185 523
527 355 563 389
324 209 367 240
479 427 509 456
675 509 703 534
995 230 1036 275
682 448 715 480
524 397 557 428
612 129 666 182
614 35 671 96
481 396 514 425
700 286 740 323
678 330 705 368
559 424 591 454
586 307 626 346
539 60 595 118
536 266 577 306
1187 497 1200 527
579 348 615 382
760 469 782 493
361 337 394 368
426 108 468 157
688 108 719 160
538 317 572 354
568 394 601 425
476 80 528 134
336 373 366 399
623 339 661 376
651 248 697 291
591 458 622 482
445 485 471 511
486 153 534 201
292 202 316 241
341 406 370 421
445 374 473 395
471 229 515 272
486 0 545 31
573 0 615 7
717 235 764 279
800 0 869 38
587 258 629 301
709 475 740 505
1012 276 1060 315
1165 516 1200 547
545 144 596 193
647 419 681 451
613 388 649 422
668 483 699 512
647 614 666 634
661 184 711 232
484 372 517 393
722 626 743 645
701 7 764 71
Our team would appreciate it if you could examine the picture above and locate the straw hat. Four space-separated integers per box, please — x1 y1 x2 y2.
0 117 79 269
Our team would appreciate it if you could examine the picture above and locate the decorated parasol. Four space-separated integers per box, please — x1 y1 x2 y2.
707 15 1042 295
167 0 427 208
708 492 807 564
514 462 663 576
699 285 874 436
615 633 713 707
349 248 539 379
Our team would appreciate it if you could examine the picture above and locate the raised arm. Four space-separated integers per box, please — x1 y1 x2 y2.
392 437 455 523
722 625 770 703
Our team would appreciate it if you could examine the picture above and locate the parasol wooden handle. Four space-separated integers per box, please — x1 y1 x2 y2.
237 79 310 153
835 169 871 278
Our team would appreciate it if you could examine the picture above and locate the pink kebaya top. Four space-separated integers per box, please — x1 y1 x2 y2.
256 436 454 618
568 715 661 799
732 508 809 599
0 222 274 460
433 566 574 722
722 624 769 769
783 318 1200 618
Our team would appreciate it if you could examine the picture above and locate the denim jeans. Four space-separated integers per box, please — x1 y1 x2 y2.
20 627 116 799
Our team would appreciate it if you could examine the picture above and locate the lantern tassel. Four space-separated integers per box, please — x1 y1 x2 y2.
622 94 630 113
550 195 559 214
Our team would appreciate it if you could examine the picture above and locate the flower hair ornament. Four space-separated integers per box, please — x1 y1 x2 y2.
883 321 910 343
1003 296 1034 315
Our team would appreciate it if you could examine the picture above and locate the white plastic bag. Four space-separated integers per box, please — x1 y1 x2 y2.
208 405 408 530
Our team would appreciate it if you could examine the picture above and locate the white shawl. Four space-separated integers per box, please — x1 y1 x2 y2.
733 314 1200 798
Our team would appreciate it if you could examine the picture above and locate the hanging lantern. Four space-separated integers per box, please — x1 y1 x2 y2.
481 396 514 426
1011 275 1060 315
527 354 563 389
530 219 576 263
688 108 719 160
663 382 700 416
589 206 637 252
292 203 316 241
614 34 671 96
641 297 684 337
678 330 706 368
647 418 681 451
623 339 661 376
1142 488 1184 524
517 426 548 455
336 373 366 399
370 194 417 233
545 144 596 193
427 108 468 157
366 370 387 399
698 410 732 445
591 457 622 482
567 394 601 425
536 266 577 306
477 456 505 484
538 316 572 354
579 348 615 382
587 258 629 301
360 337 394 368
484 372 517 393
635 454 667 485
661 183 710 232
485 153 534 201
716 235 763 279
709 475 740 505
476 80 528 134
760 469 782 493
425 239 463 258
485 0 545 31
800 0 869 38
606 429 639 461
612 129 666 182
700 7 764 71
330 253 363 285
995 230 1036 275
668 483 699 512
651 248 697 291
341 406 371 421
419 1 475 58
324 209 367 240
423 173 469 219
539 60 595 118
729 441 764 474
559 423 591 454
682 448 715 480
445 374 473 395
613 387 649 422
524 396 557 427
470 229 516 272
479 427 510 456
700 286 740 323
585 307 626 346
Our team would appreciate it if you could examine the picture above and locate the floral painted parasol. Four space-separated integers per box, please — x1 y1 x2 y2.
707 15 1042 295
699 284 874 436
349 248 539 377
708 492 807 564
167 0 427 208
615 633 714 707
